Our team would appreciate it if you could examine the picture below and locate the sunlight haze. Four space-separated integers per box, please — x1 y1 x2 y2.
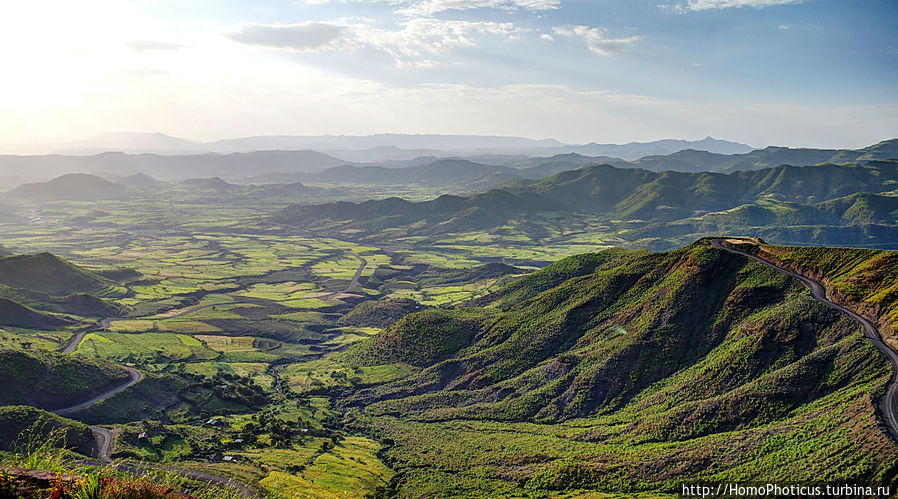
1 0 896 149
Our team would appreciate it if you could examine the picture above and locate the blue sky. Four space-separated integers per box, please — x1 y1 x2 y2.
0 0 895 148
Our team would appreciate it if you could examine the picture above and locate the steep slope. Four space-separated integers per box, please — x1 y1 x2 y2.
0 405 97 456
0 253 115 295
0 349 130 411
732 242 898 348
341 241 898 495
7 173 127 201
0 298 72 328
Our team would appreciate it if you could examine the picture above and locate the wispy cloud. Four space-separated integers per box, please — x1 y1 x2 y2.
553 25 642 56
225 22 352 52
299 0 560 16
685 0 804 10
226 18 526 66
396 0 560 16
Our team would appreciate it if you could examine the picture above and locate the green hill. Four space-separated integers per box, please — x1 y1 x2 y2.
0 252 115 296
732 242 898 347
0 297 72 328
0 405 97 457
340 241 898 495
0 349 130 410
339 298 428 328
7 173 127 201
279 160 898 244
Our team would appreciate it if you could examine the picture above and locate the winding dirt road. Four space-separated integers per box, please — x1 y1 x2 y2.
90 427 114 463
710 238 898 440
51 367 144 415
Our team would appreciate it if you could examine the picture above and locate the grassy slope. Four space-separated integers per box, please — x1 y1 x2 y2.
0 405 97 457
0 349 130 410
278 161 898 248
338 241 898 496
0 253 116 296
743 243 898 348
0 297 71 328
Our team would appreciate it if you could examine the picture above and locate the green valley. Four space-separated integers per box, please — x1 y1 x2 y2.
2 139 898 498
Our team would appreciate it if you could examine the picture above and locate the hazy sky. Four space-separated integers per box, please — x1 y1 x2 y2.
1 0 896 148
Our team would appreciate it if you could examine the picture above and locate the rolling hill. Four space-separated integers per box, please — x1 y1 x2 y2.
340 240 898 495
0 298 72 328
0 349 130 411
7 173 127 201
630 138 898 173
0 252 115 296
302 159 516 187
0 405 97 456
278 160 898 247
0 252 123 319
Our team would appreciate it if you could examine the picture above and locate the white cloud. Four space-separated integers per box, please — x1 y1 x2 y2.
225 22 352 52
553 25 642 56
397 0 560 16
227 18 525 66
298 0 560 16
360 18 525 60
686 0 804 10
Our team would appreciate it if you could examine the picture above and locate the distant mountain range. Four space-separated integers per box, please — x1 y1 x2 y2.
0 150 346 185
2 132 753 161
2 139 894 189
279 159 898 248
630 139 898 173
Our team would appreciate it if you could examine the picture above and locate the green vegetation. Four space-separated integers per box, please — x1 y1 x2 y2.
0 406 96 456
279 160 898 252
3 146 898 498
0 350 129 410
0 253 117 296
744 242 898 347
336 241 898 495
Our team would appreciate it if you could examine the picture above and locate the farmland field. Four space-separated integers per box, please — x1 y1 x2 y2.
0 193 617 497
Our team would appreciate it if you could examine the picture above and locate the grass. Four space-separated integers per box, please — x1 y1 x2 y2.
283 358 413 395
10 189 898 497
75 332 221 363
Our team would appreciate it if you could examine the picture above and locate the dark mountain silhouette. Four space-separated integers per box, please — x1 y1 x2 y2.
7 173 127 201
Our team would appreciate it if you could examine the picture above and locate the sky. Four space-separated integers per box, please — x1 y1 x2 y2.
0 0 896 149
